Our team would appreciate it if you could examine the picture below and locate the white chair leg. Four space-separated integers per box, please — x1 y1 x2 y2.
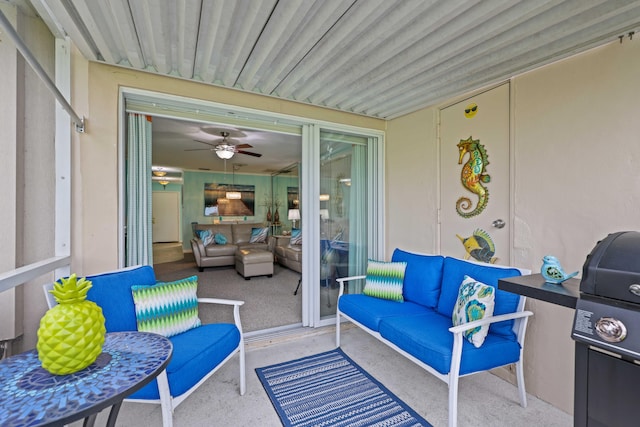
156 370 174 427
239 344 246 396
336 311 341 347
515 360 527 407
448 375 459 427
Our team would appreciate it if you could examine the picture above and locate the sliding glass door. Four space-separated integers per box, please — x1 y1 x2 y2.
122 88 384 330
316 130 371 321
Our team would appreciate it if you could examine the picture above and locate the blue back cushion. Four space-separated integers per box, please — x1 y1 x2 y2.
86 265 157 333
391 249 444 308
436 257 521 337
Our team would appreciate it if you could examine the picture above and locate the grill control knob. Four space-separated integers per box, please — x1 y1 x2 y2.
629 284 640 297
595 317 627 343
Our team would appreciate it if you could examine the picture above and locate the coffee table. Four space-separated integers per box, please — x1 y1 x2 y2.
0 331 172 427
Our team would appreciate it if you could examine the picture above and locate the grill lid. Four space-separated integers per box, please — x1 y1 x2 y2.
581 231 640 304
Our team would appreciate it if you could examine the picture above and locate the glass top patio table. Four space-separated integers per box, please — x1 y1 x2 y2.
0 331 172 427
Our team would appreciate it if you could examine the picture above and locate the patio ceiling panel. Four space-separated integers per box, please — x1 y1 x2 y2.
235 0 351 94
28 0 640 119
369 0 640 118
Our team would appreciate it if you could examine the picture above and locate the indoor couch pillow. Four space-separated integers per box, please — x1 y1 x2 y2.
214 232 227 245
249 227 269 243
362 259 407 302
131 275 201 338
289 228 302 245
196 229 215 246
452 275 495 348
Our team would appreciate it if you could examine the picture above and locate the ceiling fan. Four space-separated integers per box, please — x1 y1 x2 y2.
187 131 262 159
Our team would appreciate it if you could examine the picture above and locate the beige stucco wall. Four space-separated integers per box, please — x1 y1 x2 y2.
386 39 640 414
385 109 438 254
0 3 56 353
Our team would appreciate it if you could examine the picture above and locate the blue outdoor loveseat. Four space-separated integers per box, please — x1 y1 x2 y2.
336 249 533 427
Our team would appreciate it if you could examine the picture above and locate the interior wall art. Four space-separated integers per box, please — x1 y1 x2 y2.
204 183 255 217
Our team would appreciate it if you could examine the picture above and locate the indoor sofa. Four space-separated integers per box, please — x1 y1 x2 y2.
273 235 302 273
190 223 269 271
336 249 533 427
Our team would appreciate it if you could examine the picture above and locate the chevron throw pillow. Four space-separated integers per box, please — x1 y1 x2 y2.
363 260 407 302
131 276 201 338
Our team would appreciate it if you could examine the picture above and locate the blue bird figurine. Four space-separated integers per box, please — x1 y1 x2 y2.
541 255 578 284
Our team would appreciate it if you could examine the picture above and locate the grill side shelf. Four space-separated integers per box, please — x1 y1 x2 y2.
498 274 579 309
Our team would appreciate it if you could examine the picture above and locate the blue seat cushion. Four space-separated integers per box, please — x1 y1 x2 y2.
338 294 430 331
379 312 521 375
436 257 521 338
86 265 157 332
391 249 444 308
130 323 241 399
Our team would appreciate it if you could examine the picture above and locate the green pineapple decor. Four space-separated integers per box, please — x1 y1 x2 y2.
37 274 106 375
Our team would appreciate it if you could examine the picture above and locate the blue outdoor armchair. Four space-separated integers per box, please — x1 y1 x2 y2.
44 265 245 427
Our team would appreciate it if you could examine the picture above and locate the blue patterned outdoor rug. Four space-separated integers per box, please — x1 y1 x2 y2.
256 348 432 427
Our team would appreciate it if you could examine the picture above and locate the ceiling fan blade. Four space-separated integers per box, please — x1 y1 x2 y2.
236 150 262 157
184 148 213 152
193 139 217 147
235 143 253 149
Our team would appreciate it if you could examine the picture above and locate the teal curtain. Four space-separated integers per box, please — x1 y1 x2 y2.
126 113 153 266
348 143 367 293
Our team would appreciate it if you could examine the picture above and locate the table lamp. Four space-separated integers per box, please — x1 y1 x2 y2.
288 208 300 229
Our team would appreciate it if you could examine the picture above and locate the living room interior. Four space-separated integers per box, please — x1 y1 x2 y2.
2 1 640 426
149 114 359 333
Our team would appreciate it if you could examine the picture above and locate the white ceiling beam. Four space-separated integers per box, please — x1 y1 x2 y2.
68 0 120 64
30 0 99 61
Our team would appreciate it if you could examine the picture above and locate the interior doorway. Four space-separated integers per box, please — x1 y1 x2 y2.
148 115 304 334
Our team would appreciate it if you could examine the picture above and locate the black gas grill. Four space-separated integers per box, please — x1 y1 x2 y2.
571 231 640 427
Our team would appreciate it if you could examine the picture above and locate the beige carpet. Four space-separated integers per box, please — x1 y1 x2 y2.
154 253 303 333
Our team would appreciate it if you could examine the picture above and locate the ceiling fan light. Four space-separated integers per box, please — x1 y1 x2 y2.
216 149 234 159
226 191 241 199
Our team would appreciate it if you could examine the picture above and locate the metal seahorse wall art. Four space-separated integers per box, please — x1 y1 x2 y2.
456 136 490 218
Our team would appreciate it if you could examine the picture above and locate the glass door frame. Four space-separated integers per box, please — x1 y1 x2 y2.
119 88 385 329
302 124 385 328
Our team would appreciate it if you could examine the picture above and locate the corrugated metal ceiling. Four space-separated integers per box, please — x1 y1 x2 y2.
30 0 640 119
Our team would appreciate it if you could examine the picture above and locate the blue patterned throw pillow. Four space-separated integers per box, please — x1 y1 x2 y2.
290 228 302 245
452 275 495 348
362 260 407 302
214 232 227 245
249 227 269 243
196 229 215 246
131 276 201 338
